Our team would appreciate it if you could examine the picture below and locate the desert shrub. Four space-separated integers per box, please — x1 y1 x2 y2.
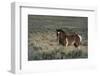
29 48 88 60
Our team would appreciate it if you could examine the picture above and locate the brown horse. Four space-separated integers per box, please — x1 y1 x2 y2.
56 29 82 48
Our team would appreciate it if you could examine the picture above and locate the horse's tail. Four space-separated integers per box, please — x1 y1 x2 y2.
78 34 82 42
73 32 82 42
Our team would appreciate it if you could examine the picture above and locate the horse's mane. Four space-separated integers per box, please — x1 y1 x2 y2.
56 29 65 34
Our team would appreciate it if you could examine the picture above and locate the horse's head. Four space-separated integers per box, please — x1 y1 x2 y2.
56 29 65 34
56 29 66 39
56 29 66 46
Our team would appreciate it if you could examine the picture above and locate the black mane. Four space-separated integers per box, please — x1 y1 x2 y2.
56 29 65 33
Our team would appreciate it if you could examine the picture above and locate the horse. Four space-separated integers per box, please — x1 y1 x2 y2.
56 29 82 48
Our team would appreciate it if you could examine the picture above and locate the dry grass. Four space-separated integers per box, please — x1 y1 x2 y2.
28 32 88 60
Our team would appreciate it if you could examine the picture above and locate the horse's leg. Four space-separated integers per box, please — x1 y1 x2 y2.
76 46 81 50
74 43 78 48
74 42 80 50
65 38 68 47
59 39 61 45
77 45 80 49
78 42 81 50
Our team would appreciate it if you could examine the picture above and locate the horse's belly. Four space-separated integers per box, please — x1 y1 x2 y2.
68 40 75 45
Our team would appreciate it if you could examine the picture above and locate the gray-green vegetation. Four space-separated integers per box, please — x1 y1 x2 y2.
28 15 88 61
